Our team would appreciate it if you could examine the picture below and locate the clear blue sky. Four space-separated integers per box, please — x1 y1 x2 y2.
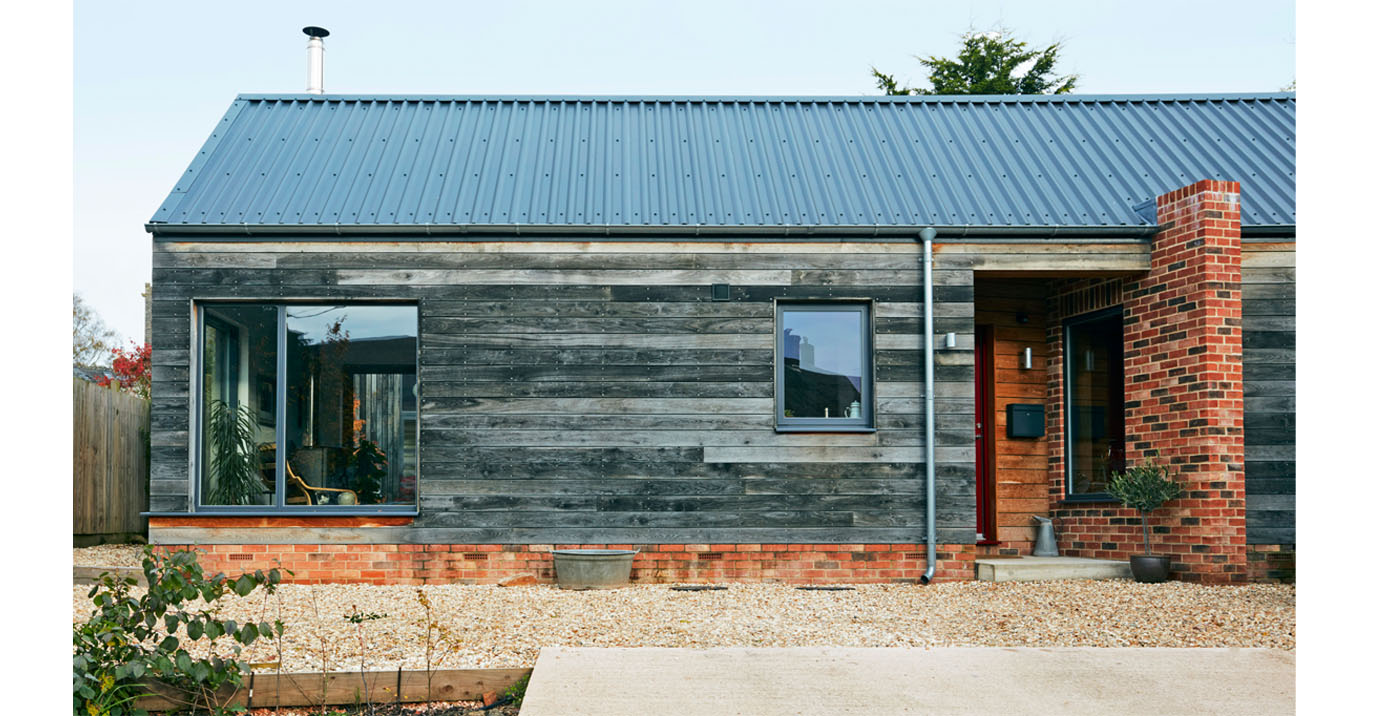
74 0 1295 342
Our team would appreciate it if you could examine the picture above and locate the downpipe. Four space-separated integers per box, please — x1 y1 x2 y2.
919 227 938 584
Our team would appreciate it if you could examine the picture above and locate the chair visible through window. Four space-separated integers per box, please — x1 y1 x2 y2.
258 443 358 506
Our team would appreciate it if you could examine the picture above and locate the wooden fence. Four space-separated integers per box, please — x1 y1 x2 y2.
73 378 150 541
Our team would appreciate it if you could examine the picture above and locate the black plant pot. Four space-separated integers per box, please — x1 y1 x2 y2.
1129 555 1170 583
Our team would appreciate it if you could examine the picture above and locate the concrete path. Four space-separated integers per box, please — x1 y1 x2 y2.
519 646 1294 715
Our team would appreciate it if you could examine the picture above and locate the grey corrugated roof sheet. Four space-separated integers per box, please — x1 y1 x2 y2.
149 93 1295 234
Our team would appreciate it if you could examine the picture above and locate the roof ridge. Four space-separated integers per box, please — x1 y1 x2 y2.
232 92 1296 104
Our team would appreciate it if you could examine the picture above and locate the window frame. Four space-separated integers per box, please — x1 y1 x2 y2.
1060 305 1125 502
773 300 876 432
190 300 420 514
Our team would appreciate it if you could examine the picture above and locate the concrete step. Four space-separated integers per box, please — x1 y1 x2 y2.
74 566 147 586
975 556 1132 582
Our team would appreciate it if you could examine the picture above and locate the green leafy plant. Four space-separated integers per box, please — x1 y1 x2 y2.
346 439 388 505
503 672 531 708
73 546 286 716
1106 460 1183 556
205 399 263 505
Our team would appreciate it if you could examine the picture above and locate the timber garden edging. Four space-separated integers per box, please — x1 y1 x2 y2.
134 667 531 712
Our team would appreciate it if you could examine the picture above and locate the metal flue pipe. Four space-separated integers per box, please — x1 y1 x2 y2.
919 226 938 584
303 26 330 94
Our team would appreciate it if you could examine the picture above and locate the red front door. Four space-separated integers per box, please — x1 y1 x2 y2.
974 325 996 543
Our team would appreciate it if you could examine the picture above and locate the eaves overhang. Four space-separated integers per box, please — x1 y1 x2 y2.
145 221 1294 241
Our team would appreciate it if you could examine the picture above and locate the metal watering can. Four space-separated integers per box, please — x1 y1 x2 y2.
1032 516 1059 557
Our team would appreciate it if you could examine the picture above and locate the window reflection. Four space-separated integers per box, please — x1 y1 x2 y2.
779 307 868 424
285 306 418 506
1065 310 1125 495
200 306 278 506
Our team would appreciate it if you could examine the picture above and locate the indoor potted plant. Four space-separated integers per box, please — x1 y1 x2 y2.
1106 459 1183 583
206 399 266 505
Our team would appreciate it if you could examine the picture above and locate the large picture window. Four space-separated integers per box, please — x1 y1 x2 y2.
1063 307 1125 498
197 303 418 511
776 303 873 430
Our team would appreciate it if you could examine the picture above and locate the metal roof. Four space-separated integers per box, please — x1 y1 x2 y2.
149 93 1295 235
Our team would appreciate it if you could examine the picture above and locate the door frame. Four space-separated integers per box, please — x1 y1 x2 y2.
974 324 998 544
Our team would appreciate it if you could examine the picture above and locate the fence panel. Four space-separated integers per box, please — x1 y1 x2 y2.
73 378 150 540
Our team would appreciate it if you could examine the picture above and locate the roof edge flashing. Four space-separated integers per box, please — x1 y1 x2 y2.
230 91 1296 104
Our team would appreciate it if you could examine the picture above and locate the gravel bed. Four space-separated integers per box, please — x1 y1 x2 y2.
73 544 145 567
72 580 1294 671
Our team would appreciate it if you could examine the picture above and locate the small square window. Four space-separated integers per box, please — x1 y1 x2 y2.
776 303 873 430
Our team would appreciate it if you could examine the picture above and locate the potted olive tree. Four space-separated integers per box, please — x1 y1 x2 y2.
1106 460 1183 583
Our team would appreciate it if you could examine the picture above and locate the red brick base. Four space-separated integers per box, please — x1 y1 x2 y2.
1247 544 1296 583
153 543 977 585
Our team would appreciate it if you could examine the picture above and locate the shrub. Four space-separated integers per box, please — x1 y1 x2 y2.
1106 460 1183 555
73 547 285 716
503 672 531 708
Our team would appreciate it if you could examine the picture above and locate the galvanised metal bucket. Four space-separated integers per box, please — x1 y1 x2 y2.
551 549 638 589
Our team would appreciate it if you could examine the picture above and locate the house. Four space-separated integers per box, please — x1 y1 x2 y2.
145 92 1295 585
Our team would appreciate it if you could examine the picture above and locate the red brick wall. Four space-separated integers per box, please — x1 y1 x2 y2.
1047 180 1247 583
154 543 977 585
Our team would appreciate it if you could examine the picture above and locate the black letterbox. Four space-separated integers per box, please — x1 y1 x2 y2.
1006 403 1045 439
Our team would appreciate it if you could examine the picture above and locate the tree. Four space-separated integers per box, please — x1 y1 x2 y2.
73 292 119 368
872 29 1079 96
97 341 152 399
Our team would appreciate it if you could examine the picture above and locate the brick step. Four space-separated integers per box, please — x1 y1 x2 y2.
974 556 1131 582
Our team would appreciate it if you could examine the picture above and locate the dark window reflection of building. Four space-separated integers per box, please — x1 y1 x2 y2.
782 324 862 419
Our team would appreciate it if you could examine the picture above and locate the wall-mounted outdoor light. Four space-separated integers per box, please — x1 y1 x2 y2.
944 332 957 349
1022 347 1033 370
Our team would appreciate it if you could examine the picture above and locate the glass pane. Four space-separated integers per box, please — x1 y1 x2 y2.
200 305 278 506
1066 312 1125 494
285 306 418 506
781 309 865 419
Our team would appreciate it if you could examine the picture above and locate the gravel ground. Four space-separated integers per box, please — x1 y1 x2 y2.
73 543 145 567
72 580 1295 671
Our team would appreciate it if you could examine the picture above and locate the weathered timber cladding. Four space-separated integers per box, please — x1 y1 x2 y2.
149 241 977 543
1241 243 1296 545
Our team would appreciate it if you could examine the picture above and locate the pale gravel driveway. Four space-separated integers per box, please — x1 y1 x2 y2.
73 544 144 567
72 580 1294 671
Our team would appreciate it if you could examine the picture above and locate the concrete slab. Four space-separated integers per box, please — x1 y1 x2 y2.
73 566 146 586
975 556 1132 582
519 646 1293 716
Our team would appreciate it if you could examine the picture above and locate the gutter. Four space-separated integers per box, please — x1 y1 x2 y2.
919 226 938 584
145 222 1161 240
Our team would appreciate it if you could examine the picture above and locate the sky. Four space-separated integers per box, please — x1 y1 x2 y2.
72 0 1296 343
